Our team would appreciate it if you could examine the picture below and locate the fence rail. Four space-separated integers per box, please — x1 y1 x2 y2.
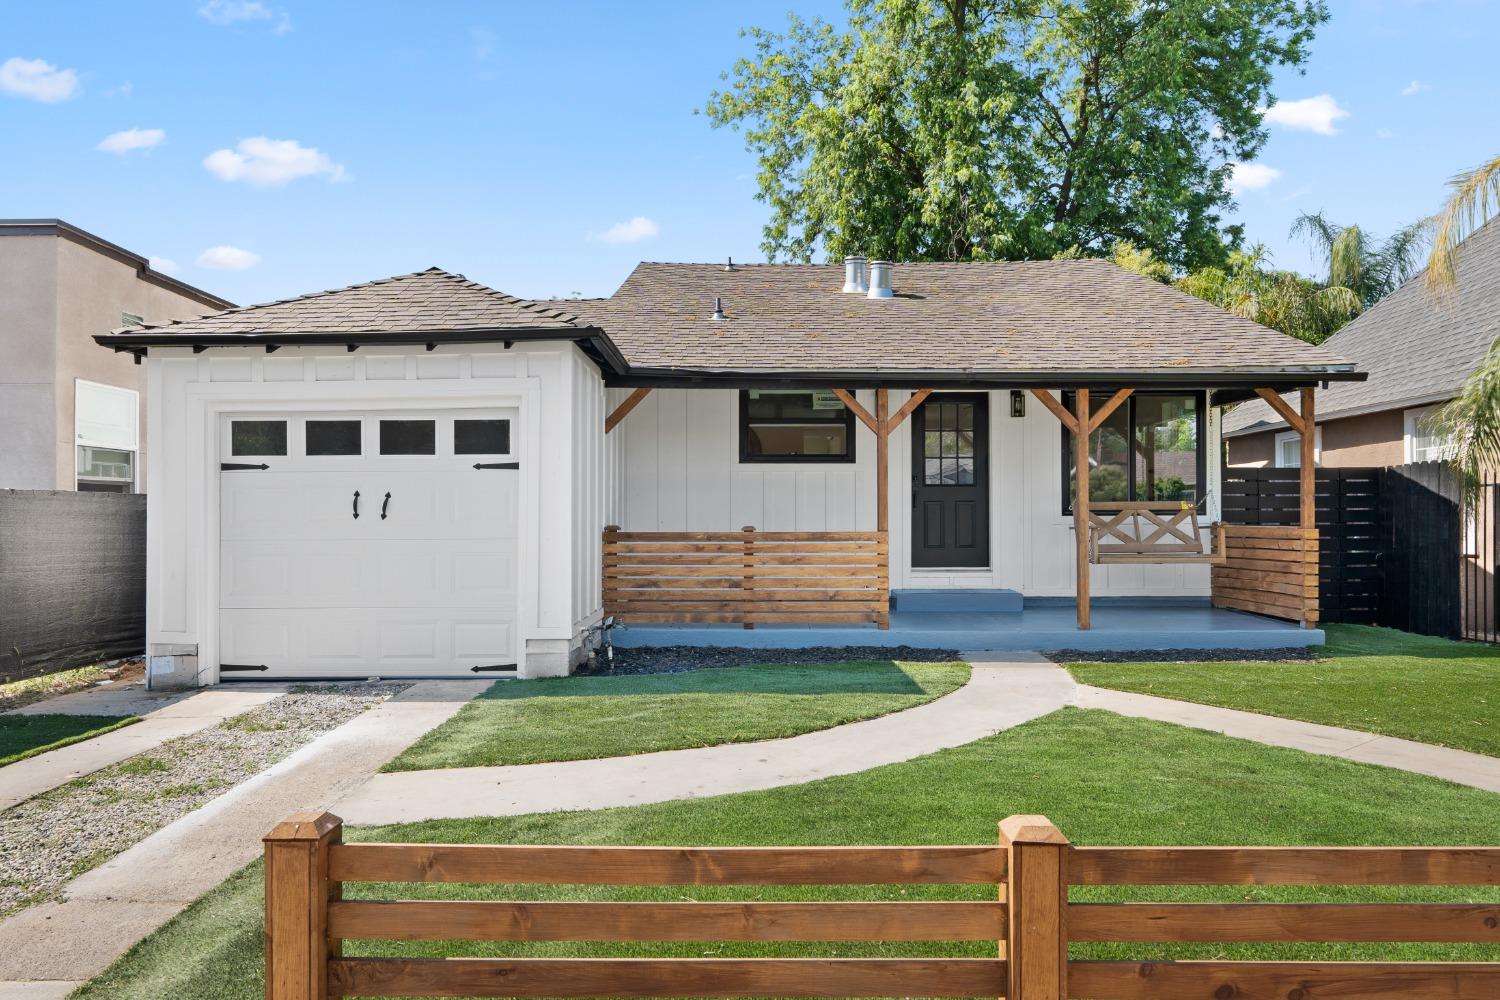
264 811 1500 1000
602 527 889 628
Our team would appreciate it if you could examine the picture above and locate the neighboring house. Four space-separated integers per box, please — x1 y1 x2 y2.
96 260 1359 685
0 220 231 492
1223 217 1500 468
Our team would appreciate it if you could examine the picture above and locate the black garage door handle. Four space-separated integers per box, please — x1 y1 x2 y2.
381 492 391 519
352 490 360 519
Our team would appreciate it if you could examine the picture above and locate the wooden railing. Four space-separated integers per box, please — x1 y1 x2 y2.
1211 523 1319 627
265 811 1500 1000
602 527 889 629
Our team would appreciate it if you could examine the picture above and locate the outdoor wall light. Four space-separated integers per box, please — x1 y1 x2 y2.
1010 390 1025 418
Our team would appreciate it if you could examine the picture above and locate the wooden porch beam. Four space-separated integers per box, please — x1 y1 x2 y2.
832 389 880 435
1074 389 1092 630
886 389 934 433
1087 389 1133 434
605 387 653 434
1030 389 1079 434
1254 388 1307 436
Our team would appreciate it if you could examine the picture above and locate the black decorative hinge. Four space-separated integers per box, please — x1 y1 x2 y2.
470 663 518 673
473 462 520 470
220 462 270 471
220 663 269 672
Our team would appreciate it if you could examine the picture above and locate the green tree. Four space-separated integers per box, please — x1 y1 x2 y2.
1289 211 1429 308
1172 246 1357 344
1427 155 1500 294
706 0 1328 270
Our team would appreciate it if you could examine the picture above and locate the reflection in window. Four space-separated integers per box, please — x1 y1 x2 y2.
379 419 436 455
77 446 134 492
741 390 854 462
1062 392 1202 513
455 419 510 455
306 420 362 456
922 401 976 485
231 420 287 456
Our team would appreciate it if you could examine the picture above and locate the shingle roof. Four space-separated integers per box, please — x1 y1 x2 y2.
1223 218 1500 437
569 259 1355 377
109 267 583 336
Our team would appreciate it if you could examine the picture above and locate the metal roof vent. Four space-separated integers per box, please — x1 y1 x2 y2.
710 296 727 321
724 257 735 272
842 255 868 293
867 260 894 299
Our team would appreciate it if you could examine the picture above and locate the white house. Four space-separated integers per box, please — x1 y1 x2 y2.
98 260 1361 686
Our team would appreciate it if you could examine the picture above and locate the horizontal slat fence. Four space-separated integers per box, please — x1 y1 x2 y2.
265 812 1500 1000
1210 524 1319 626
602 526 889 628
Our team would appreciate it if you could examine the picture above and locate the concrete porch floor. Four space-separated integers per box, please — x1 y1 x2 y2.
612 600 1323 652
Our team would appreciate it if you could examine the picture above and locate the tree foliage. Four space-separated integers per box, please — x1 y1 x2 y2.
706 0 1328 270
1428 154 1500 294
1290 211 1430 308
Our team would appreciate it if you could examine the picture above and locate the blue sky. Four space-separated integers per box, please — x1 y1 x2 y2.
4 1 1498 308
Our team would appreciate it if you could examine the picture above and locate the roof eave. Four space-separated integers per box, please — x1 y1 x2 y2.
603 366 1367 391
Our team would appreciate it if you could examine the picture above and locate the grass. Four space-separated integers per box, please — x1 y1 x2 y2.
0 713 139 768
77 708 1500 999
0 664 111 712
385 660 970 771
1065 624 1500 757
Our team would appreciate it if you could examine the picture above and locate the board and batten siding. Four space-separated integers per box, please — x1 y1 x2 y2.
145 341 606 683
607 387 1217 598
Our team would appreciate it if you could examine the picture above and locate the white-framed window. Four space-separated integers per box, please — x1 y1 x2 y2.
1404 405 1452 463
75 379 138 492
1274 427 1321 468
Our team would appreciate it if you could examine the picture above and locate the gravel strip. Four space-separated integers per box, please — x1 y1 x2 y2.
0 681 406 916
595 645 964 675
1045 647 1320 664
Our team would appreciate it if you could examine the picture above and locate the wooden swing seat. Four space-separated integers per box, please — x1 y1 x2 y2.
1086 501 1226 565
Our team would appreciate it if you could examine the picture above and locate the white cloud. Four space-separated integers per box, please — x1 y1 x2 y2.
1260 94 1349 135
1401 80 1431 96
203 137 348 186
96 127 165 154
1376 127 1395 140
198 1 291 33
149 256 180 275
594 216 660 244
196 245 260 270
0 57 80 103
1229 162 1282 194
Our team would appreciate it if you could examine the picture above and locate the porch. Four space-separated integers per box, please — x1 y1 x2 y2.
610 596 1323 652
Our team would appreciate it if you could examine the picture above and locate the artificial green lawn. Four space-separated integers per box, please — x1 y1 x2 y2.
0 713 139 768
77 708 1500 999
385 660 969 771
1066 624 1500 757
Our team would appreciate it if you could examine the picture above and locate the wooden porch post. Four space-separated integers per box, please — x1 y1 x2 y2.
1300 387 1316 533
875 389 890 533
1073 389 1091 630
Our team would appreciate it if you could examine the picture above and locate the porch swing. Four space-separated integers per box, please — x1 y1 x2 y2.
1086 500 1227 565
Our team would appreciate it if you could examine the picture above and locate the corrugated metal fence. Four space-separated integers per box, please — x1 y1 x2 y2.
0 490 146 682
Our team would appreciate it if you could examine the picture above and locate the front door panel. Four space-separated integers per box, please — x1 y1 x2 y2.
911 394 989 568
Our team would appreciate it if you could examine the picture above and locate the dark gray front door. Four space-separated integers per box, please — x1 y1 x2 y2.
911 394 989 568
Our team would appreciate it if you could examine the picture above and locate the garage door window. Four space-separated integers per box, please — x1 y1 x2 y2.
455 418 510 455
379 419 436 455
306 420 362 456
232 420 287 456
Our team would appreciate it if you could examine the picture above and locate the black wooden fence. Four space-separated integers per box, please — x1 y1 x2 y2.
1221 464 1464 639
0 490 146 682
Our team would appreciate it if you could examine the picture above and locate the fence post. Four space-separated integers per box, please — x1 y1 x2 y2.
264 811 341 1000
742 525 756 630
1000 815 1069 1000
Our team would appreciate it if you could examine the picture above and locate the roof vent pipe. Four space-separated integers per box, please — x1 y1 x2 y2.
710 296 726 321
867 260 894 298
842 255 868 293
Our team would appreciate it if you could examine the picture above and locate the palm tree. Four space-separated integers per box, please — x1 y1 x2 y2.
1290 211 1430 307
1427 155 1500 294
1172 245 1361 344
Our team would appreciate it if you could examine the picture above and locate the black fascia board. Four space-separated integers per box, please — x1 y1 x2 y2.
603 367 1367 391
95 325 628 375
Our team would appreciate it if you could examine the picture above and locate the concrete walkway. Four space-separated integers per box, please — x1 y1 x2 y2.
0 683 289 811
0 679 489 1000
336 653 1072 824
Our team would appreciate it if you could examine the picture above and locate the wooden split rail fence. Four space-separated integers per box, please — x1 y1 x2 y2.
602 527 890 628
266 811 1500 1000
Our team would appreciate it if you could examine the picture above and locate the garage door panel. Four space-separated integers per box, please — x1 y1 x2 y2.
219 409 518 677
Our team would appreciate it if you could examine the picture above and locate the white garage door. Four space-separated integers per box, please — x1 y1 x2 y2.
218 409 519 678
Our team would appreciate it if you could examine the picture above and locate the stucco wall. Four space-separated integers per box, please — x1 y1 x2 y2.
1227 409 1408 469
0 239 59 489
